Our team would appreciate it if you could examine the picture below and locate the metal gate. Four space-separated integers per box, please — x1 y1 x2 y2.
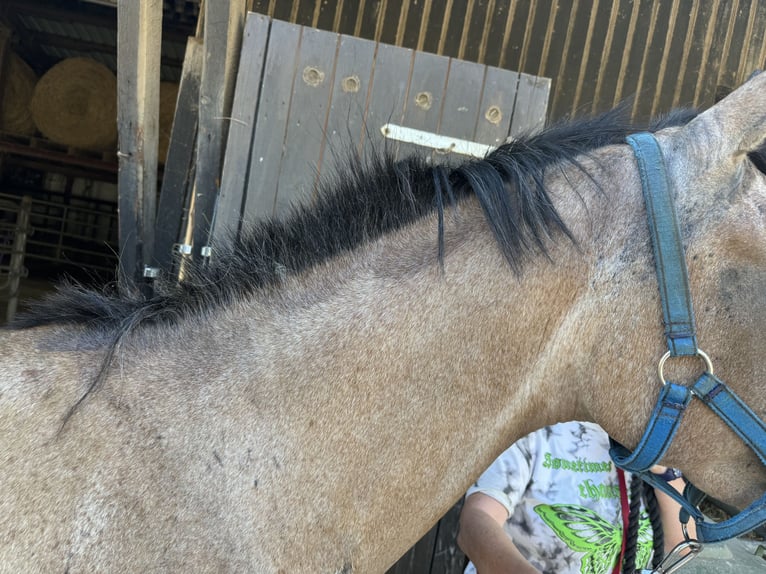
0 195 30 323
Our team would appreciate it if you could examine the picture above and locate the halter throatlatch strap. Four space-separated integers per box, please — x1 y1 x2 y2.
610 383 691 471
609 132 766 544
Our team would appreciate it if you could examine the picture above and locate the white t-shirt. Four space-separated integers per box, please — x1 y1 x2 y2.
464 421 653 574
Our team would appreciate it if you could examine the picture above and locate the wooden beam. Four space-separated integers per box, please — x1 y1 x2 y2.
3 0 195 42
211 12 270 244
188 0 245 262
3 0 117 29
3 157 118 182
116 0 163 294
154 36 204 277
81 0 118 7
0 139 118 175
22 29 184 71
0 23 11 113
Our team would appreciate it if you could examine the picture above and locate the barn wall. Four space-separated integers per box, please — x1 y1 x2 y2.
249 0 766 122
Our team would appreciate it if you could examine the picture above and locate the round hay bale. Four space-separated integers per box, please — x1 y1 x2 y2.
31 57 117 151
158 82 179 164
0 54 38 136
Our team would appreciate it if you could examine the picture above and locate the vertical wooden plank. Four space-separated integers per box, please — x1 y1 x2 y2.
548 0 590 118
520 0 554 76
740 1 766 85
116 0 162 293
696 0 734 109
401 0 427 49
539 1 572 116
685 1 716 107
653 2 692 115
462 0 491 64
613 0 652 106
441 0 469 59
509 73 550 136
189 0 246 259
484 0 512 69
212 13 271 243
361 43 413 159
422 0 449 54
737 1 766 83
474 66 519 146
336 0 360 36
154 37 203 276
632 0 673 120
395 51 450 160
669 1 702 109
0 24 11 110
359 0 381 41
501 0 530 72
318 34 376 180
272 0 293 22
380 0 404 45
315 0 340 31
592 0 633 112
295 0 316 26
272 26 338 217
251 0 271 15
577 0 613 114
717 0 750 96
242 20 300 223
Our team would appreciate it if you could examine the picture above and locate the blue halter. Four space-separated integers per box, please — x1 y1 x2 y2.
609 132 766 543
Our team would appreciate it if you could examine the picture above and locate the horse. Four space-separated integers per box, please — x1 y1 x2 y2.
2 71 766 573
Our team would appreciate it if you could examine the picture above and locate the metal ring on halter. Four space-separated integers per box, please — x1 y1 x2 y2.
658 349 714 386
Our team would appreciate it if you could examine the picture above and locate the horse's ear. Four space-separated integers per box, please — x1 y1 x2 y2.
684 70 766 157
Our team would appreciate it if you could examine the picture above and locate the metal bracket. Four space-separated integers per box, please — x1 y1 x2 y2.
380 123 495 158
143 266 160 279
172 244 212 258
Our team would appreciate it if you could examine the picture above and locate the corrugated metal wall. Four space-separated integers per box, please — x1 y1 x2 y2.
249 0 766 122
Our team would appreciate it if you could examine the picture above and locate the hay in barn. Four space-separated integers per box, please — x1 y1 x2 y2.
159 82 179 164
0 53 38 136
31 57 117 151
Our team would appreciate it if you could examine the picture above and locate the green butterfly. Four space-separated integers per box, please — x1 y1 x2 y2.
534 504 653 574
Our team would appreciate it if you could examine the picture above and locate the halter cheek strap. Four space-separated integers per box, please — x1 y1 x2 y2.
629 131 698 357
609 132 766 543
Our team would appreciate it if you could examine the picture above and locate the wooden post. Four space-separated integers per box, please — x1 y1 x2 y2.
0 23 12 114
154 37 204 278
210 12 270 244
0 22 11 84
116 0 163 294
188 0 245 262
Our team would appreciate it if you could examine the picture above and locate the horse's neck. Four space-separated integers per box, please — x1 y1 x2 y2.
6 152 651 572
8 150 660 572
195 196 620 570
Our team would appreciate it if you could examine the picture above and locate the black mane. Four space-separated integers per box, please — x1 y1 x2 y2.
10 106 696 335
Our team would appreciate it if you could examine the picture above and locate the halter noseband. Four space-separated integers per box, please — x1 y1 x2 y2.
608 132 766 543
